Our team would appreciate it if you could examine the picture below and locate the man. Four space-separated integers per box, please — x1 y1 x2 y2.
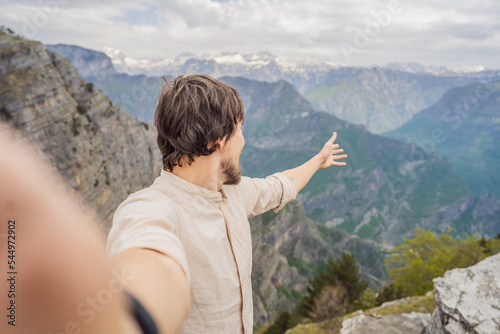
106 74 347 333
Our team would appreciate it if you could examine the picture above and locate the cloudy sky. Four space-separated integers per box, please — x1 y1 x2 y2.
1 0 499 68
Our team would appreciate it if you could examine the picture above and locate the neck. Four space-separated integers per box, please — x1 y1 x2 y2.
170 155 224 192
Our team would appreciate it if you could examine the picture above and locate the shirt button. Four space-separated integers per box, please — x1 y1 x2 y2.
241 281 244 287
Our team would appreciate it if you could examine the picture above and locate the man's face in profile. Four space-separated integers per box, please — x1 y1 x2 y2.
221 121 245 185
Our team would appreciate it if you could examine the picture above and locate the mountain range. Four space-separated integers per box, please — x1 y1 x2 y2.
219 76 500 245
45 40 500 244
102 47 496 80
47 43 500 201
99 47 500 133
47 45 500 133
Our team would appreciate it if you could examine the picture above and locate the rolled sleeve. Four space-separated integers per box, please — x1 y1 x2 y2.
270 172 297 213
239 172 297 218
106 197 191 285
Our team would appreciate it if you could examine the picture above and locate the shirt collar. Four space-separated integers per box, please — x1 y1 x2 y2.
160 169 226 201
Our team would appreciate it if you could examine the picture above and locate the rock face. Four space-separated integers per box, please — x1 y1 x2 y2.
0 30 162 229
46 44 169 123
340 312 431 334
423 253 500 334
46 44 117 82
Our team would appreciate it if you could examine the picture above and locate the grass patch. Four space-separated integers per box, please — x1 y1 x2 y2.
287 293 436 334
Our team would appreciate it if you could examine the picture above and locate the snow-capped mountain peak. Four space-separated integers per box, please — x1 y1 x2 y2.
102 48 343 78
451 65 486 74
102 48 490 83
385 62 488 76
103 47 176 76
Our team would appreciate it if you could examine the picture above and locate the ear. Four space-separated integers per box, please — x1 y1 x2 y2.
209 136 227 152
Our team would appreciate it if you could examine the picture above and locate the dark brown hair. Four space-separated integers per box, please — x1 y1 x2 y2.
154 74 245 171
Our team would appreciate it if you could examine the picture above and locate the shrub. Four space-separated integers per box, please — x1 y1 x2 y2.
310 285 347 331
386 228 500 297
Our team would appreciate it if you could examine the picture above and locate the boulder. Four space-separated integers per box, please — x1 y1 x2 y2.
423 253 500 334
340 312 431 334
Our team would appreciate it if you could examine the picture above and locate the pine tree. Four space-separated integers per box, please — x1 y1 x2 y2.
264 311 291 334
293 272 328 320
322 252 368 309
292 251 368 321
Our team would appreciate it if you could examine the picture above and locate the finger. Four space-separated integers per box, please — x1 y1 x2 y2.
332 154 348 160
327 132 337 145
331 144 339 149
332 149 343 154
333 161 347 166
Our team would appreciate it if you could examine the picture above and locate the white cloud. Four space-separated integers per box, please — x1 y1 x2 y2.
0 0 499 68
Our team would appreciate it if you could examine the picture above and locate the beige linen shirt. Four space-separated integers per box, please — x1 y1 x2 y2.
106 170 296 333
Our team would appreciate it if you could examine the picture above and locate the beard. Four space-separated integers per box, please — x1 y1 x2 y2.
221 157 242 185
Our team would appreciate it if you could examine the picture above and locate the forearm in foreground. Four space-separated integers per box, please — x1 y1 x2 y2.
110 248 191 334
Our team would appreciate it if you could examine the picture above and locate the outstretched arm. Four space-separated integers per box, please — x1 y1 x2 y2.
282 132 347 194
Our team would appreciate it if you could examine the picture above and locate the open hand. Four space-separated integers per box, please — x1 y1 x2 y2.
317 132 347 169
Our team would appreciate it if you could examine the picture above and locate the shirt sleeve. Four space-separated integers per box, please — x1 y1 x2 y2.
238 172 297 218
106 195 191 285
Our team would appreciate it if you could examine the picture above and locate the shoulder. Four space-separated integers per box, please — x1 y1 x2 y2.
113 186 182 224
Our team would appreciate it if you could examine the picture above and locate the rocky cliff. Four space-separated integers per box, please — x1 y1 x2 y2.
46 43 169 123
423 253 500 334
0 29 162 229
46 43 117 82
339 253 500 334
340 312 431 334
